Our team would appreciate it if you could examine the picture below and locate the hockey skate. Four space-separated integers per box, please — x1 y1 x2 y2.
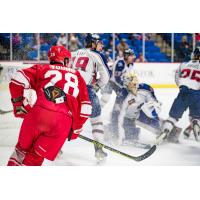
56 149 63 159
94 145 108 161
192 120 200 141
167 126 182 143
183 125 192 139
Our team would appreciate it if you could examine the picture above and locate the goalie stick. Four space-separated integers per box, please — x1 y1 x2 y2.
78 134 156 162
0 109 13 115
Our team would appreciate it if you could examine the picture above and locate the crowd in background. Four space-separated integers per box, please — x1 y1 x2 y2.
0 33 198 62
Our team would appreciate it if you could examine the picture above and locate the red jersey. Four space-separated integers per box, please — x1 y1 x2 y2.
9 63 91 130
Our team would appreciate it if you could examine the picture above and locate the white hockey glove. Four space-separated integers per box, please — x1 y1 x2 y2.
141 101 161 118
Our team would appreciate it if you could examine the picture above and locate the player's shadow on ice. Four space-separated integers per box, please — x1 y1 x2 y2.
174 144 200 165
54 151 97 166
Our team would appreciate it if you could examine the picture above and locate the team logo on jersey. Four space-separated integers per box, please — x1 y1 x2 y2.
128 98 135 105
52 88 60 99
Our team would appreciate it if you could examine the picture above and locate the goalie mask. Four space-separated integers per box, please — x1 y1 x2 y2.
123 72 139 95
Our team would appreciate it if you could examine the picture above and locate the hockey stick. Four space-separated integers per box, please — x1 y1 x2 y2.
78 134 156 162
0 109 13 115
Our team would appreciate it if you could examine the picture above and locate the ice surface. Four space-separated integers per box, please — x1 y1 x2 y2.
1 88 200 166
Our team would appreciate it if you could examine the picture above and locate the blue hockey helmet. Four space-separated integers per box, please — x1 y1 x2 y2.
85 33 102 48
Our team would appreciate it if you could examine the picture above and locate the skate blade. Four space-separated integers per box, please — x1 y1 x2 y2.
96 157 106 165
193 125 200 141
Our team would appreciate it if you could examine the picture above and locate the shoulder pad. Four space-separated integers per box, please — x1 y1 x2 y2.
138 83 154 92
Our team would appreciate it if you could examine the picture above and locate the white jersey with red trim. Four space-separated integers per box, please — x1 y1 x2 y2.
175 60 200 90
72 48 110 88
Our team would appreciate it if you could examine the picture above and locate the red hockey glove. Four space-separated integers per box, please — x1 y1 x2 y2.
68 127 83 141
11 96 32 118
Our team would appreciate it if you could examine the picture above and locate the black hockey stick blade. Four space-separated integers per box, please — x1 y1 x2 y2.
0 109 13 115
132 145 156 161
78 134 156 162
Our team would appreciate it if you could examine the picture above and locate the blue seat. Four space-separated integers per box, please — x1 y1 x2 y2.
27 51 38 60
147 58 156 62
22 36 33 46
101 33 111 39
115 39 120 45
134 40 142 46
40 43 50 51
0 33 10 37
145 41 154 47
146 46 159 52
119 33 129 39
102 39 109 47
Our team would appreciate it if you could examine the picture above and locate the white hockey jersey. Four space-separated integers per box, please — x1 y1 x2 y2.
72 48 110 88
175 60 200 90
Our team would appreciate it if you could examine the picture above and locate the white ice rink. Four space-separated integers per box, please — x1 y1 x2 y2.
1 88 200 166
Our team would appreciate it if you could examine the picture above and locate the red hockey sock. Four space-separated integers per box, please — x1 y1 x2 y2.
22 148 44 166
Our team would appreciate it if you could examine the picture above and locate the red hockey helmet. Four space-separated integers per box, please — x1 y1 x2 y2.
48 46 71 64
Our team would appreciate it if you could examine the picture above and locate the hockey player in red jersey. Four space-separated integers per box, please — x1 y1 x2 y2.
7 46 92 166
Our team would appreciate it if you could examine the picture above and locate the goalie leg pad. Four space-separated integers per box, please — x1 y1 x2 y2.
123 117 140 140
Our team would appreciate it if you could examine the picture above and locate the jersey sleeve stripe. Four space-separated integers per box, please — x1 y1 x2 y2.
11 79 26 87
11 71 30 89
80 104 92 116
81 101 91 105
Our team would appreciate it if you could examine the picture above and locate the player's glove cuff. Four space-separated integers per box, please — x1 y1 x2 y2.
11 96 32 118
68 128 83 141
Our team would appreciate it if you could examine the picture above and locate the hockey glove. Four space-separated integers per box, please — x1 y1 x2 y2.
93 84 100 93
141 101 161 118
11 96 32 118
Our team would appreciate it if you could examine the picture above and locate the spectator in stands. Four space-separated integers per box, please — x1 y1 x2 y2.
12 33 22 59
57 33 67 46
105 50 113 63
179 35 192 62
12 33 21 47
135 53 146 62
195 33 200 46
96 40 104 52
68 34 80 52
132 33 142 40
42 34 58 45
116 50 124 60
40 51 48 60
117 38 129 53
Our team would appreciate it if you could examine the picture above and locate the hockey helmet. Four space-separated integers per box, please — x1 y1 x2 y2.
192 47 200 60
85 33 102 48
123 48 135 59
48 46 71 64
123 72 139 94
